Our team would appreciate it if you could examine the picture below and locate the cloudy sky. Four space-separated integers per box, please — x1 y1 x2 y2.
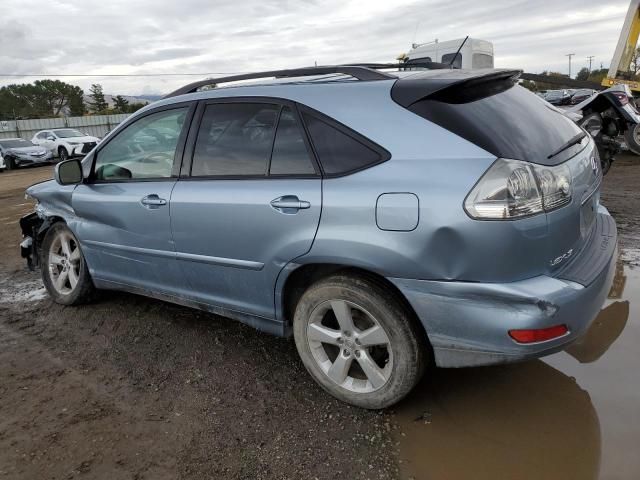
0 0 631 96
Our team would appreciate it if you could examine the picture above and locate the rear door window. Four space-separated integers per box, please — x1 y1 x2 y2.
192 103 279 177
302 112 385 176
269 107 316 175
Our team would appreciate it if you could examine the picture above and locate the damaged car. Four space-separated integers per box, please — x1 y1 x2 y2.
20 65 617 409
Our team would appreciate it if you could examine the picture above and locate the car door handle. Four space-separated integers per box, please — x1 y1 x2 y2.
141 194 167 208
270 196 311 213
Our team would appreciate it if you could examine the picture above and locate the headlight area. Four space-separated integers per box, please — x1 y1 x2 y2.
464 158 572 220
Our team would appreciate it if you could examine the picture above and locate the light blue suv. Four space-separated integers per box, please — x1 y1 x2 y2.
20 65 617 408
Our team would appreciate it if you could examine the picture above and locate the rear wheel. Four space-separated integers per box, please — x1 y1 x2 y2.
293 274 427 409
41 223 95 305
624 124 640 156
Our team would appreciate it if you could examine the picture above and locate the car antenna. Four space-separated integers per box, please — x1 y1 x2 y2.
449 36 469 68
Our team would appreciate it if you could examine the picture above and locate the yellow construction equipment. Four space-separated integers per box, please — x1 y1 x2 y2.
604 0 640 92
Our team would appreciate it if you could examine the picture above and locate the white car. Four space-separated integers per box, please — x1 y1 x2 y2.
31 128 100 161
0 151 5 171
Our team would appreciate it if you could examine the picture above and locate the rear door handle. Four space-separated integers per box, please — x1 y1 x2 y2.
270 195 311 214
141 194 167 208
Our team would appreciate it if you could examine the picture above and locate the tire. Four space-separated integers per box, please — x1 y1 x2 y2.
40 223 95 305
58 147 69 162
293 274 427 409
624 125 640 156
5 156 16 170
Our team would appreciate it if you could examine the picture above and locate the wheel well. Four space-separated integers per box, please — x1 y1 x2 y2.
282 263 426 334
58 146 68 154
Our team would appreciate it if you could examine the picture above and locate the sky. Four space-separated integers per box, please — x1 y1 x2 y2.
0 0 631 96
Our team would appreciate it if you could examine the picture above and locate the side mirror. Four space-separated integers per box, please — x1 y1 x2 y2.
47 136 55 141
54 159 83 185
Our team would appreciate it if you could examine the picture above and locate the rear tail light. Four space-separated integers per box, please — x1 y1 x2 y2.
612 92 629 106
464 158 572 219
508 324 568 344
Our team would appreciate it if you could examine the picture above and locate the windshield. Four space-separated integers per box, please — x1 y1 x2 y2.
0 139 34 148
54 129 85 138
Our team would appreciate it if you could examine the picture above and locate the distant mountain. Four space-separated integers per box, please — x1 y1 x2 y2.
135 94 162 102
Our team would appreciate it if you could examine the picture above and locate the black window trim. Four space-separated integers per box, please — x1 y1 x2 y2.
87 101 197 184
298 105 391 178
181 96 322 181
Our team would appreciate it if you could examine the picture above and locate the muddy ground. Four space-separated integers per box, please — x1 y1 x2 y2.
0 156 639 480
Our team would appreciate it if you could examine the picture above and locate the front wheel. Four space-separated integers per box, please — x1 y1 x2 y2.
5 156 16 170
293 274 427 409
58 147 69 161
41 223 95 305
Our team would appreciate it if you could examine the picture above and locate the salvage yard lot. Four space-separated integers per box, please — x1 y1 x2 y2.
1 158 639 480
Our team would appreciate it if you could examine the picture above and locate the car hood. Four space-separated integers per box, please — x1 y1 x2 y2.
7 146 49 155
59 136 99 143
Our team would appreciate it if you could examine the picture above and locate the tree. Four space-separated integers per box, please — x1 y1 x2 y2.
575 67 590 81
127 102 147 113
0 80 85 119
587 68 609 84
112 95 129 113
520 79 537 92
88 84 108 113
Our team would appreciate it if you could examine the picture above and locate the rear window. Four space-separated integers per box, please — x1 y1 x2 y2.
407 82 583 166
472 53 493 69
302 112 385 175
441 53 462 68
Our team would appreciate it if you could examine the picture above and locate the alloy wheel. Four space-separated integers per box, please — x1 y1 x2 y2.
48 230 81 295
306 299 393 393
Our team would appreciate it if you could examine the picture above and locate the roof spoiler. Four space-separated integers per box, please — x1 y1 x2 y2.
391 69 522 107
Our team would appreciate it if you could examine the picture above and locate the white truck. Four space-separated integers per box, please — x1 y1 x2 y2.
403 37 494 69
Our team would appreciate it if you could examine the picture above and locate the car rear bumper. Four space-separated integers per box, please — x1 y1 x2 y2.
389 207 617 367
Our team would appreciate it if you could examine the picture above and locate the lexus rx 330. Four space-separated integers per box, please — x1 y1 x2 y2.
20 66 617 409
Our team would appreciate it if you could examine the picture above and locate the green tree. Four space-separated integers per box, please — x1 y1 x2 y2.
88 84 108 113
0 80 85 119
113 95 129 113
588 68 609 84
126 102 147 113
520 79 537 92
575 67 590 81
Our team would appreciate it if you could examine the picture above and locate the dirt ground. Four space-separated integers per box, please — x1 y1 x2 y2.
0 156 639 480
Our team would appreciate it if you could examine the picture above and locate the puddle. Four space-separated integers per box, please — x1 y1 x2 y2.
393 255 639 479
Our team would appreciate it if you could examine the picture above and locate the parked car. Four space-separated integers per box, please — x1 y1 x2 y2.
0 151 4 171
31 128 100 161
570 89 598 105
545 89 573 105
20 66 617 409
0 137 54 169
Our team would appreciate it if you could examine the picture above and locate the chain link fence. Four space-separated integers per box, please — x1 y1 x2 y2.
0 114 131 141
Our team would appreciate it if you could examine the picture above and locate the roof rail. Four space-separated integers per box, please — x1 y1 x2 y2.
163 65 396 99
348 62 453 70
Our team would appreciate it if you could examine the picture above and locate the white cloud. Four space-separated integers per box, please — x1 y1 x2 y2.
0 0 631 95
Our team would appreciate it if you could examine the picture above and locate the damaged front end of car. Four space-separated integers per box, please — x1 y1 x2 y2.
19 210 48 271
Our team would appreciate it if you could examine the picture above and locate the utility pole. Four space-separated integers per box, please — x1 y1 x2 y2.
587 56 595 72
566 53 576 78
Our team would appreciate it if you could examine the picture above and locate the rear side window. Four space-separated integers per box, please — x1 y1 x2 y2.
441 53 462 68
270 107 316 175
192 103 279 176
302 112 383 175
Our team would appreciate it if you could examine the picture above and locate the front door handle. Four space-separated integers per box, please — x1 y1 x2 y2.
270 195 311 214
141 194 167 208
